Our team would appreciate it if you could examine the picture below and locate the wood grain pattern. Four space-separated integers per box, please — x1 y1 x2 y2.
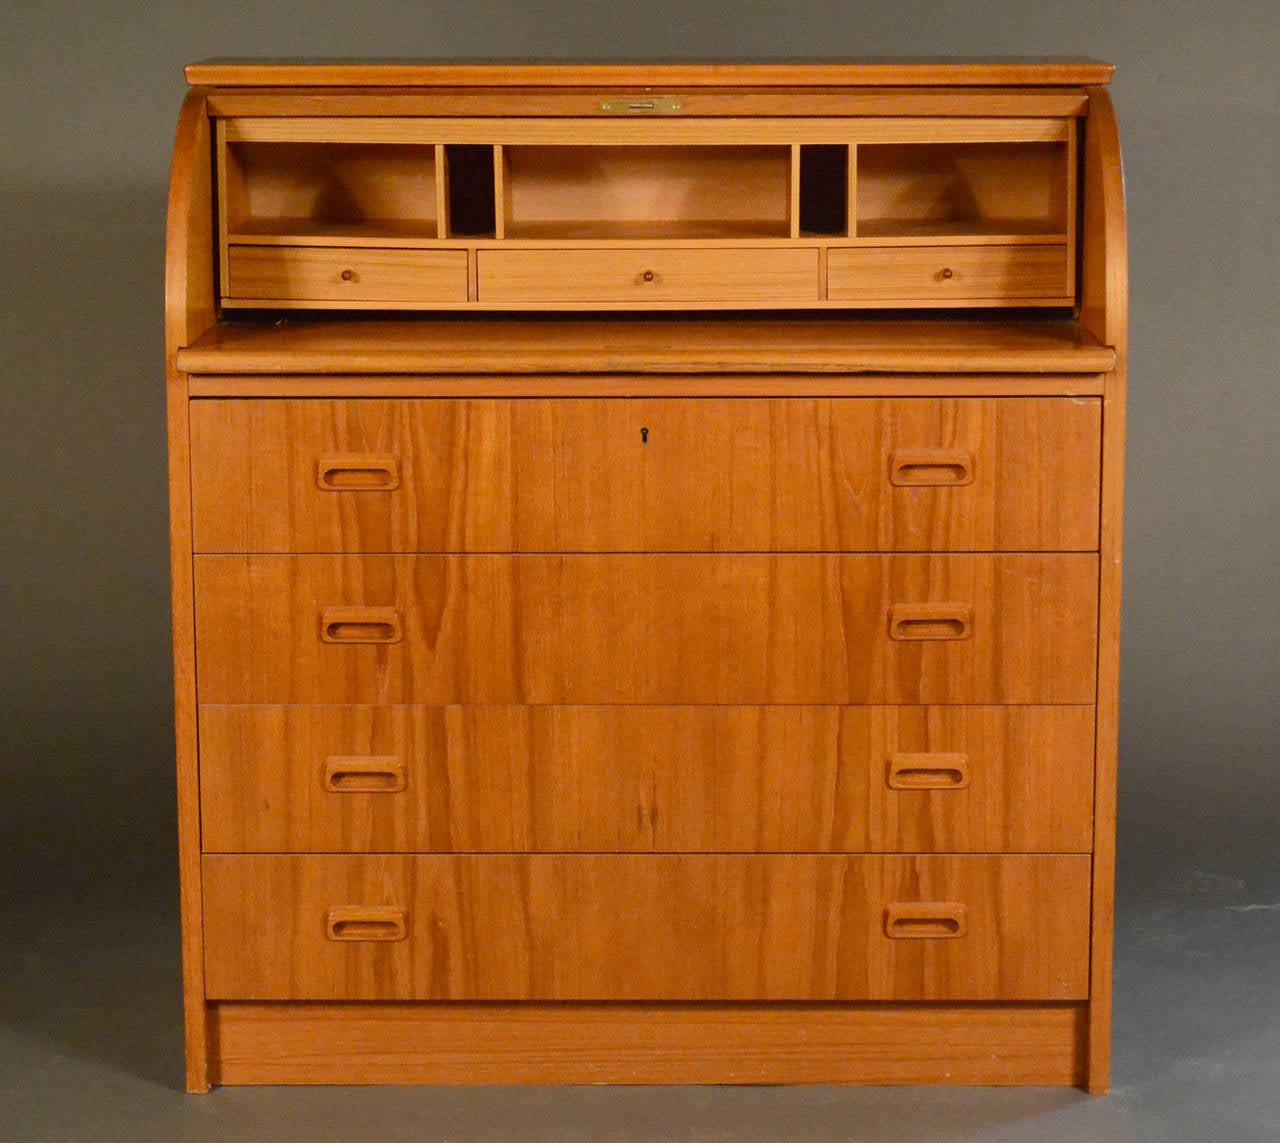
212 1001 1088 1085
1082 85 1129 1095
192 554 1099 705
198 704 1096 854
478 248 819 304
175 317 1116 375
189 397 1101 554
164 86 215 1095
202 854 1092 1001
185 60 1115 88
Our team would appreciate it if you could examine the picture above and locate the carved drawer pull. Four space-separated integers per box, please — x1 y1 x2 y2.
887 753 970 789
320 607 402 644
885 902 967 939
316 454 401 491
326 906 407 942
890 449 975 487
323 756 406 793
888 604 973 641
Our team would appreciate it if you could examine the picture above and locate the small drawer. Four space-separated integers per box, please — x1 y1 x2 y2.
828 245 1070 303
477 248 819 304
202 853 1092 1001
225 245 468 304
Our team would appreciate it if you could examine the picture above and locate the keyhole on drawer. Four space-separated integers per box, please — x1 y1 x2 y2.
640 427 649 444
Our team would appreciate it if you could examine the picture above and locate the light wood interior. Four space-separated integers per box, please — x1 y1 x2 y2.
855 141 1069 239
500 145 793 239
223 141 441 241
213 117 1079 309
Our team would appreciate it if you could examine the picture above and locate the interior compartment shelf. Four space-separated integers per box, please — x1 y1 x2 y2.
499 145 793 240
222 141 442 242
854 141 1070 242
214 121 1078 308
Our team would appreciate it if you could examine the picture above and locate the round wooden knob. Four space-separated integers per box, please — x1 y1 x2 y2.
642 270 655 282
341 269 356 282
940 267 954 280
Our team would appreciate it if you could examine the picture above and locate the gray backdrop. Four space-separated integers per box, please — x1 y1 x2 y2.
1 1 1276 928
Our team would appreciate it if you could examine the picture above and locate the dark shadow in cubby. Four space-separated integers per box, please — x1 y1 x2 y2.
446 145 496 237
799 145 848 236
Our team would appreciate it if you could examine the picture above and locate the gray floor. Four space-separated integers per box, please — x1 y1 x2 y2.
3 844 1277 1143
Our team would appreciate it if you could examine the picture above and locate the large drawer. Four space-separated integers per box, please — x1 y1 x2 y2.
189 397 1102 553
828 245 1071 303
193 554 1098 704
202 854 1092 1002
477 248 818 305
225 246 469 305
200 704 1095 854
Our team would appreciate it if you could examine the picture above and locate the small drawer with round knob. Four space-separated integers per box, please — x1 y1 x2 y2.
477 247 819 305
827 244 1071 305
225 245 468 307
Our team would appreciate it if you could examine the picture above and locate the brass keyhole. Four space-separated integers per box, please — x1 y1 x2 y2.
640 427 649 443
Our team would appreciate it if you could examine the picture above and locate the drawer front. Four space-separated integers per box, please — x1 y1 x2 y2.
203 854 1091 1002
193 554 1098 704
478 248 818 304
189 398 1101 554
199 704 1096 854
828 246 1070 303
226 246 468 304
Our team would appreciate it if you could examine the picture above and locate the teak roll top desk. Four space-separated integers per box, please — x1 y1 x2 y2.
165 61 1126 1092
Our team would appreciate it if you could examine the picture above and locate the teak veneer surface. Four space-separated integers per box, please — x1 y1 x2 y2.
206 89 1093 119
189 396 1101 554
198 704 1096 854
193 553 1099 705
211 1001 1088 1086
202 854 1092 1001
176 318 1116 375
185 60 1116 88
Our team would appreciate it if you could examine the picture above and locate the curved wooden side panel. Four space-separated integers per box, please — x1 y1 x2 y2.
1081 85 1128 1095
1081 87 1128 351
166 88 217 358
165 87 216 1093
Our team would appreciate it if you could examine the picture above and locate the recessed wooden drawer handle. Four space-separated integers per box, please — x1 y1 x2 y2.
887 753 970 789
888 604 973 641
885 902 967 939
325 906 407 942
323 756 406 793
320 607 402 644
316 454 401 492
889 449 975 487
